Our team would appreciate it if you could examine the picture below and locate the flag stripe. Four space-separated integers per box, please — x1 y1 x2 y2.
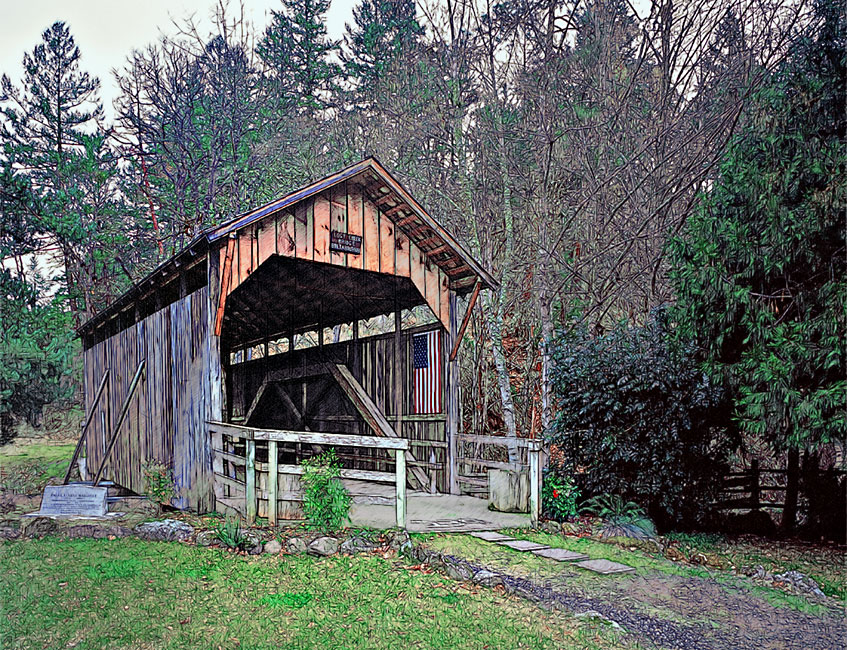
413 330 441 414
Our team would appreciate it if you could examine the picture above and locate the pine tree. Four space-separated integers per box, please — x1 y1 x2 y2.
343 0 422 101
257 0 341 111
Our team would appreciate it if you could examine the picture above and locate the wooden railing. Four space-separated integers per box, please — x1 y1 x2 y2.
456 434 543 526
208 421 410 528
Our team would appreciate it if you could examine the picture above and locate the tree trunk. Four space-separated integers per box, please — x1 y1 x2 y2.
781 448 800 534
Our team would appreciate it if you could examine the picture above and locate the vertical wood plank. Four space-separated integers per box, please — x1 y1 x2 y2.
314 193 331 263
395 448 406 529
379 209 395 274
410 242 426 302
439 269 450 328
245 439 256 524
425 260 440 322
330 183 347 266
445 291 460 494
257 220 275 266
237 230 252 287
277 210 296 257
268 440 278 526
363 197 380 272
347 184 364 270
395 231 411 277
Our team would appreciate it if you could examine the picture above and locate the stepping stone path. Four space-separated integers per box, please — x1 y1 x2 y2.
497 540 550 552
468 532 635 573
469 531 515 542
574 559 636 575
532 547 589 562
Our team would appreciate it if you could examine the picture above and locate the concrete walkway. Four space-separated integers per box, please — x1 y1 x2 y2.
343 480 531 532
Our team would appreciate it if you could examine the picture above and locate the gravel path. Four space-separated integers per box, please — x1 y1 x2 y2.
414 547 847 650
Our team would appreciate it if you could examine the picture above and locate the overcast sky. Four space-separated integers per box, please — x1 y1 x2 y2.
2 0 357 119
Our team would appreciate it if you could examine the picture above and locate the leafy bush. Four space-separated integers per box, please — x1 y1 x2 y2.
581 494 656 539
0 271 76 442
142 460 175 506
548 307 737 530
541 471 580 522
215 514 249 550
300 450 351 532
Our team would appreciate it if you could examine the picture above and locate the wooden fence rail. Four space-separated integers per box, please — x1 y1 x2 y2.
208 421 409 528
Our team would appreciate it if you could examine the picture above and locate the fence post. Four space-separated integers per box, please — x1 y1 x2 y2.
268 440 278 527
528 440 541 527
750 458 760 511
395 449 407 529
245 439 256 524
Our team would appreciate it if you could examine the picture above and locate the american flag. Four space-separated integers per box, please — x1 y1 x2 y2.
413 330 442 414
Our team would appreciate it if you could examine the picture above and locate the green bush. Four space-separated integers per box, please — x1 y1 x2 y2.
300 450 351 532
0 271 76 442
547 307 737 530
541 471 580 522
581 494 656 539
142 460 175 506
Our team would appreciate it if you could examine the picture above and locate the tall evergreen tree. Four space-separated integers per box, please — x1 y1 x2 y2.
257 0 341 111
669 0 846 528
1 21 132 323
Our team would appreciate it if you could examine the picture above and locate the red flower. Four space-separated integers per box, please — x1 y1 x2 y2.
553 489 559 499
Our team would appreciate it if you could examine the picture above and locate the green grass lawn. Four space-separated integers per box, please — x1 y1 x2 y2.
0 442 77 493
0 538 638 650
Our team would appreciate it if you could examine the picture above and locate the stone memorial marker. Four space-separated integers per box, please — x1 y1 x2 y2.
37 485 109 517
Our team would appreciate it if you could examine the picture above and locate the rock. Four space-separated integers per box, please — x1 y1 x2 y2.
0 523 21 540
472 569 504 588
242 530 262 554
444 560 473 581
383 529 412 552
560 522 580 536
308 536 339 556
134 519 193 542
772 570 826 598
285 537 307 554
541 521 561 535
263 539 282 554
195 530 218 547
340 536 378 554
21 517 59 539
664 546 686 563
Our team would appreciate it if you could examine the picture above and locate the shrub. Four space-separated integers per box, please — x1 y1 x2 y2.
541 471 580 522
581 494 656 539
548 306 737 530
141 460 175 506
300 450 351 532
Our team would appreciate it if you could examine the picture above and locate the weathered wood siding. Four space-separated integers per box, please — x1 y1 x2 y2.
228 326 448 492
83 282 218 511
220 181 453 330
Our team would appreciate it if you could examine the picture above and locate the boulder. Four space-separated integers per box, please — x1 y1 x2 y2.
134 519 193 542
472 569 504 588
308 536 339 557
488 469 530 513
340 536 378 554
0 523 21 540
541 521 561 535
21 517 59 539
383 529 412 553
195 530 218 547
444 560 473 581
285 537 307 554
664 546 686 563
263 539 282 554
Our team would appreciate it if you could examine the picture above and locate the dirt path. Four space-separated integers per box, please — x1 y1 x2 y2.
419 539 846 649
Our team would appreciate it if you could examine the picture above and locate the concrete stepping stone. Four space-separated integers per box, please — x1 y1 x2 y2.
469 531 515 542
497 539 550 552
532 547 589 562
574 559 636 575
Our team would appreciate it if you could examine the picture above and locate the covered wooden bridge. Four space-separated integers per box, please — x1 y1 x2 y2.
76 158 539 528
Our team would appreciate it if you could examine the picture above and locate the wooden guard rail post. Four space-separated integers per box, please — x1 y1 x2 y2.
208 422 410 528
528 439 542 528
